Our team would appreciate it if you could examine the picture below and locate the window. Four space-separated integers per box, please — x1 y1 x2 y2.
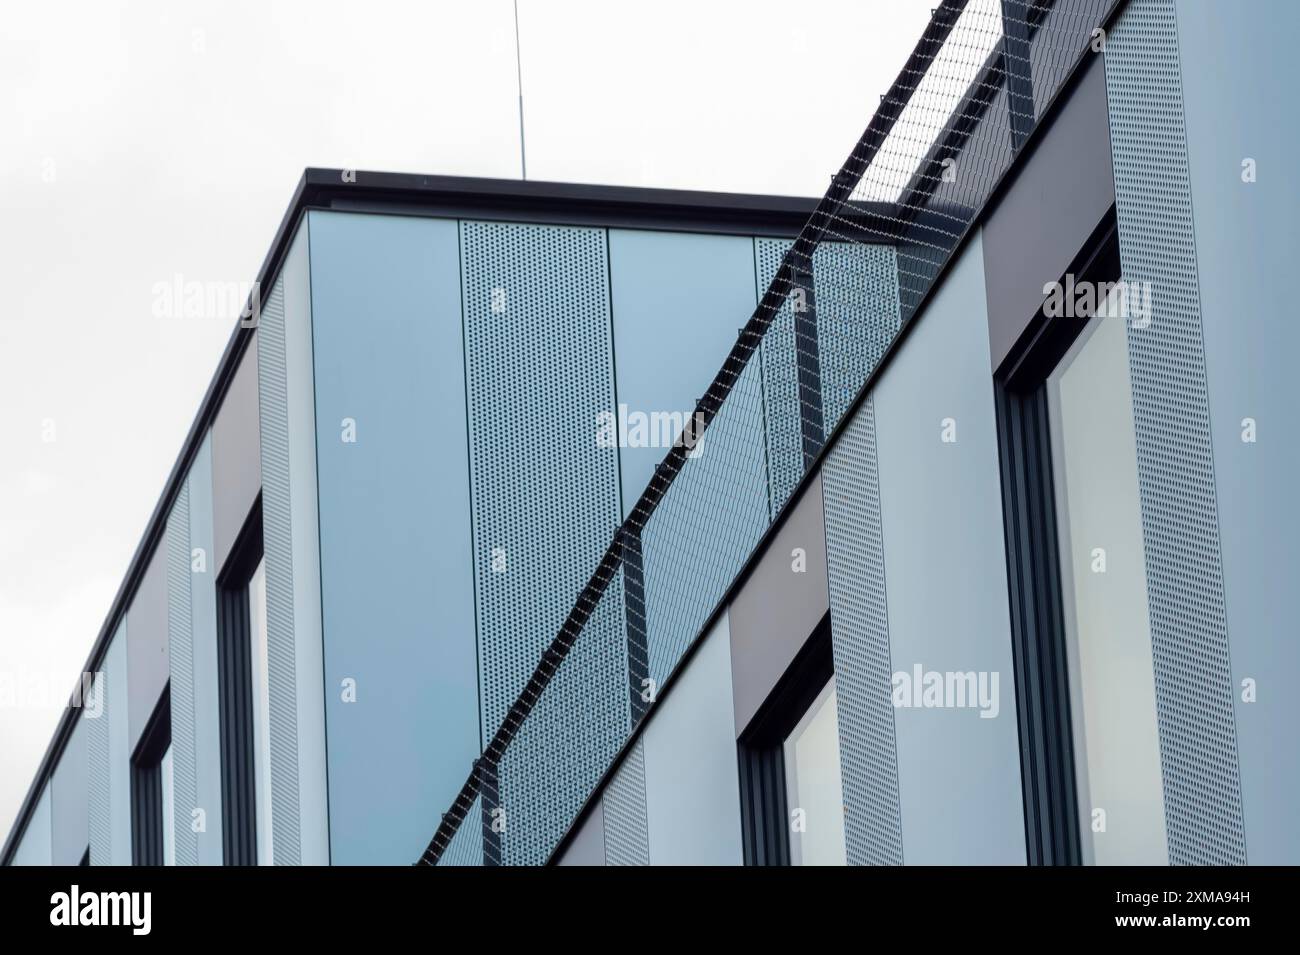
161 745 175 866
783 679 848 866
1046 308 1167 864
737 616 845 866
248 556 273 866
130 687 171 866
995 207 1168 864
216 499 271 865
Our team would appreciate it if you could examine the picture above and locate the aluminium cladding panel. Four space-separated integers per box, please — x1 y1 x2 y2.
1105 0 1246 865
50 719 88 866
460 221 624 744
307 210 480 866
166 481 198 866
127 540 170 756
821 398 904 866
640 611 744 865
10 785 52 866
754 239 901 513
257 224 329 865
306 213 480 867
754 238 802 513
1176 0 1300 864
870 231 1026 865
606 229 759 516
496 571 630 865
728 472 830 735
187 435 223 863
166 433 224 865
982 54 1116 371
600 737 650 866
211 337 263 575
88 627 131 864
555 800 606 866
435 795 484 867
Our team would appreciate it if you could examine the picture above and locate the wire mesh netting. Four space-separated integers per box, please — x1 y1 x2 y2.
420 0 1120 866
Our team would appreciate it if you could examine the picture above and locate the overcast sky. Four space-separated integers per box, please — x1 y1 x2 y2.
0 0 933 838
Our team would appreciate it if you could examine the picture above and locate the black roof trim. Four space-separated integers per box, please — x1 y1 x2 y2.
1 172 845 864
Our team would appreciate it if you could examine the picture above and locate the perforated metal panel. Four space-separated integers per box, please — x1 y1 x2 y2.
86 672 110 865
754 239 803 515
257 274 302 865
755 239 901 513
602 737 650 866
641 358 770 688
495 573 630 866
822 398 904 866
814 244 902 433
436 794 484 867
166 484 199 866
460 221 625 743
1106 0 1245 865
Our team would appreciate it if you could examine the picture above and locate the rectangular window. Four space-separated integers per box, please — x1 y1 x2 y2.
1046 306 1167 864
216 500 269 865
161 744 175 866
994 207 1167 864
783 678 847 866
737 616 845 866
130 687 171 866
248 556 273 866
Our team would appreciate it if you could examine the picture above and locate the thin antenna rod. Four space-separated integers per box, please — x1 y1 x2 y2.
514 0 527 180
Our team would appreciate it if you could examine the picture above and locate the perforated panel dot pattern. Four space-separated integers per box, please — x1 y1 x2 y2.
86 673 110 866
755 239 902 513
460 221 625 745
822 398 904 866
256 275 303 865
166 485 199 867
496 573 630 866
1106 0 1246 865
754 239 804 515
814 244 903 433
602 737 650 866
436 794 485 867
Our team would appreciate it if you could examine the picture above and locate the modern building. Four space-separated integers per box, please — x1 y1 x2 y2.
5 0 1297 867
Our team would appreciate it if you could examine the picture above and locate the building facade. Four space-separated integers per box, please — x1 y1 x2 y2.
5 0 1297 867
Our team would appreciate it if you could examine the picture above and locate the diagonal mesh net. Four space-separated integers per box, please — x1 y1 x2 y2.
419 0 1120 866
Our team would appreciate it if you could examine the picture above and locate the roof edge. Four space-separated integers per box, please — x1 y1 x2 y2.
1 170 851 862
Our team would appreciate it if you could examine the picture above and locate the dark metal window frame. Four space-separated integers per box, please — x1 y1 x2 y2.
216 497 263 866
130 685 171 866
994 206 1119 866
736 613 834 866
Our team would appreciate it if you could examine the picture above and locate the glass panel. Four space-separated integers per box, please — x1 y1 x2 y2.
783 679 847 866
161 745 175 867
248 558 273 865
1047 306 1168 864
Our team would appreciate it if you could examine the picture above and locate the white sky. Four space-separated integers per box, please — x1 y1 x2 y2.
0 0 933 840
